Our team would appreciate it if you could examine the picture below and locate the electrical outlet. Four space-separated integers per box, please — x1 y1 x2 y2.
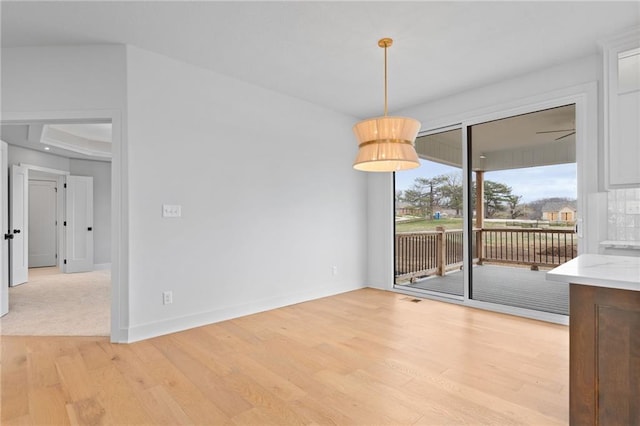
163 291 173 305
162 204 182 218
331 266 338 276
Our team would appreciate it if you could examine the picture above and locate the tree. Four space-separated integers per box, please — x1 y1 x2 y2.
402 175 522 220
401 176 451 217
438 172 463 216
506 194 524 219
483 180 513 218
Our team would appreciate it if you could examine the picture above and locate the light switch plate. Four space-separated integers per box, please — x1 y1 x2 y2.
162 204 182 218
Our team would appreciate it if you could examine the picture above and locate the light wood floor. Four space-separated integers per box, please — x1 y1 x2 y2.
1 288 569 425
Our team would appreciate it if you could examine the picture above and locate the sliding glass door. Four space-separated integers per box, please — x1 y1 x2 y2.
394 127 464 298
467 105 576 315
394 104 577 317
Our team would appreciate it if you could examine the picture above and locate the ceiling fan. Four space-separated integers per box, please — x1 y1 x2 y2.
536 128 575 141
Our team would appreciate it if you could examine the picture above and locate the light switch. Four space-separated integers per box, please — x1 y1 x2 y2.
162 204 182 218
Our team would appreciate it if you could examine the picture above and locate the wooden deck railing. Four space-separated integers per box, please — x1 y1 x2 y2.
395 228 479 281
395 227 576 281
481 228 576 267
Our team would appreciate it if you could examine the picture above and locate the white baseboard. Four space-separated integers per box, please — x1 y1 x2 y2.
125 282 365 343
93 263 112 270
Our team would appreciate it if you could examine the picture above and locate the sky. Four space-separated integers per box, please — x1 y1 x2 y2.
395 160 577 203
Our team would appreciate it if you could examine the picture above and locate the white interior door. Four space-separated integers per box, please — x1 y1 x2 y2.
65 175 94 273
10 164 28 286
29 180 58 267
1 142 9 316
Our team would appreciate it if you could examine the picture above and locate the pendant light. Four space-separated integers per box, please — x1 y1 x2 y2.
353 38 421 172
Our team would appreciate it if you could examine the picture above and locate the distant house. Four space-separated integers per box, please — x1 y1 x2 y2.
542 201 577 222
395 202 419 217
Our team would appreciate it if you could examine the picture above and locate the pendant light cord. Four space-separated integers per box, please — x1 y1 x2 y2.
377 38 393 116
383 43 388 117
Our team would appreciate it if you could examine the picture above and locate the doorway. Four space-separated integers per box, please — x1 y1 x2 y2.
467 104 576 315
0 120 112 336
29 178 58 268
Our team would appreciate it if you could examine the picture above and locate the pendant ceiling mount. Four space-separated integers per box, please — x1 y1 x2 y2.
378 38 393 48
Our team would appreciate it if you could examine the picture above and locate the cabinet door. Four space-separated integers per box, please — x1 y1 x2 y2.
603 29 640 188
570 284 640 425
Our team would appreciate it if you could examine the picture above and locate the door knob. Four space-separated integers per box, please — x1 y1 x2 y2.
4 233 13 240
13 229 20 234
87 227 93 231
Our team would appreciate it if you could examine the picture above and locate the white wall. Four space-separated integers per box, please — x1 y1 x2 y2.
2 42 616 339
125 46 366 341
7 145 70 171
2 46 126 113
69 159 111 265
369 54 606 290
3 44 367 343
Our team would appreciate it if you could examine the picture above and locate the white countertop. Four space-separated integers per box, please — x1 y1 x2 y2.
546 254 640 292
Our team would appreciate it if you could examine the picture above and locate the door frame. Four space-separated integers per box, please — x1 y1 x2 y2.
1 109 125 342
22 164 69 271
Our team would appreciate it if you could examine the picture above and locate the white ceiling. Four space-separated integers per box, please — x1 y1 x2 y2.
2 1 639 119
415 104 577 171
48 123 112 143
0 123 112 162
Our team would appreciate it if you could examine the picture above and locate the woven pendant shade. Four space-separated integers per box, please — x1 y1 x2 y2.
352 38 421 172
353 116 421 171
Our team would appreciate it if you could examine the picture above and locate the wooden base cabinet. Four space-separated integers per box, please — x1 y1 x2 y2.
570 284 640 425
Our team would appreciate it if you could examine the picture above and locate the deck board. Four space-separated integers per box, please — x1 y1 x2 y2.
397 264 569 315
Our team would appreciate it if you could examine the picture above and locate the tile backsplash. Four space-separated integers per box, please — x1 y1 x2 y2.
608 188 640 241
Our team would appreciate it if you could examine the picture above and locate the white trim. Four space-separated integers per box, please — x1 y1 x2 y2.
464 299 569 325
41 134 112 159
20 164 69 270
127 283 365 343
19 163 70 176
417 123 462 138
392 287 568 325
93 262 112 270
394 286 464 302
56 176 65 270
1 109 125 343
1 111 113 125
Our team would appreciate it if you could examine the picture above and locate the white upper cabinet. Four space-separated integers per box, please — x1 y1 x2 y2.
601 27 640 188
